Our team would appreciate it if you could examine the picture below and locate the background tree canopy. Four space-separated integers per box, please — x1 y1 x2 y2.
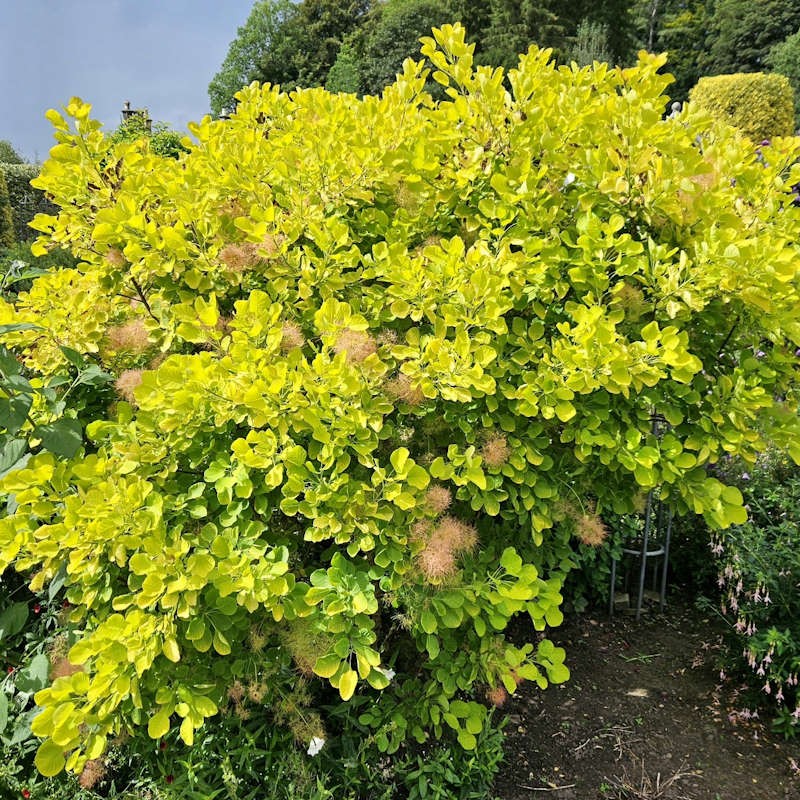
207 0 295 117
0 140 24 165
211 0 800 114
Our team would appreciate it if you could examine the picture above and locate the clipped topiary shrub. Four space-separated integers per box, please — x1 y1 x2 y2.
0 164 58 242
1 25 800 779
689 71 796 141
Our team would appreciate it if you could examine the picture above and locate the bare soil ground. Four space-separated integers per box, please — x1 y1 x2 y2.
493 601 800 800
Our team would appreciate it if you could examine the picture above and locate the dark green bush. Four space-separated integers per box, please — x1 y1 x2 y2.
0 169 14 249
0 164 58 243
0 242 77 296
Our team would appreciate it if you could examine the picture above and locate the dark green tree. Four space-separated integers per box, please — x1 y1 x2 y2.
767 29 800 126
482 0 566 70
208 0 294 116
701 0 800 76
0 140 24 164
331 0 454 95
632 0 712 103
557 0 637 67
446 0 492 56
255 0 372 90
326 41 362 93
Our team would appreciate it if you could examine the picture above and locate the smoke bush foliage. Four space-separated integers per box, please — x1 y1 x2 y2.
1 25 800 778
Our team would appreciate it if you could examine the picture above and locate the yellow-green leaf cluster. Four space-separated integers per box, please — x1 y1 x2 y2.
689 72 796 142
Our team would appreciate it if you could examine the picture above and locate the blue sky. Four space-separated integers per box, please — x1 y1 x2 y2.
0 1 256 162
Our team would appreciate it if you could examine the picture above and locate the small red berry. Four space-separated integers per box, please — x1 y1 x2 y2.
62 600 70 609
22 790 31 799
165 774 174 784
7 666 13 674
33 604 41 614
159 740 167 751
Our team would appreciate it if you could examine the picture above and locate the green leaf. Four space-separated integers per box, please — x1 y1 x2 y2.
35 739 66 777
339 668 358 701
555 401 575 422
0 348 21 377
162 637 181 663
313 654 341 678
393 491 417 510
405 464 430 490
546 662 570 684
499 548 522 575
15 653 50 693
212 629 231 655
35 418 83 458
59 345 86 368
0 392 32 434
0 692 8 733
466 466 486 490
0 602 28 642
0 436 27 478
457 730 477 750
148 709 171 739
75 364 113 387
180 716 194 746
420 609 437 634
390 447 410 473
0 322 42 336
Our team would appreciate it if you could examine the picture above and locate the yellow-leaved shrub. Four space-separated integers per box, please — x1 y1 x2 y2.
0 27 799 776
689 72 796 141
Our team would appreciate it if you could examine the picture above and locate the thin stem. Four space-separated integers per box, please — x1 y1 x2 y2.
716 315 740 358
130 277 159 323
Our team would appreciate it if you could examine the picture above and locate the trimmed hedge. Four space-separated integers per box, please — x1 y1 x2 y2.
689 72 795 141
0 163 58 242
0 168 14 248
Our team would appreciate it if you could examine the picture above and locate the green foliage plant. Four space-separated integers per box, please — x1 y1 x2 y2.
331 0 456 96
108 114 188 160
700 0 800 76
0 170 14 250
767 29 800 128
0 140 24 165
689 72 796 142
0 164 59 242
255 0 372 91
0 25 800 779
208 0 295 117
569 19 612 67
710 448 800 738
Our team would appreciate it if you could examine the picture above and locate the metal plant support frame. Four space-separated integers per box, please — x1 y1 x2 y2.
609 415 674 621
